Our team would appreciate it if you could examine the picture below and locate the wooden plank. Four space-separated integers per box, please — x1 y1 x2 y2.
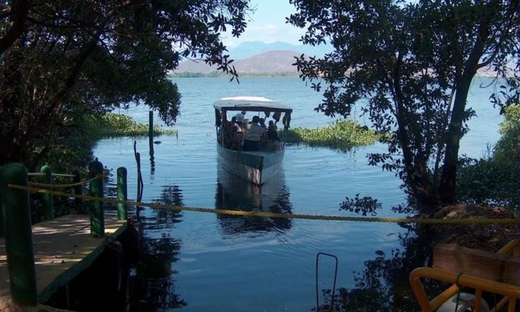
433 243 520 286
0 214 127 311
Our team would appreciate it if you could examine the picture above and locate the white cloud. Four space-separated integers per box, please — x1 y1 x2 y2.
221 0 305 47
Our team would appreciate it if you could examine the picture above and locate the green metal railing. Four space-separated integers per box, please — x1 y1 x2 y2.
0 161 128 308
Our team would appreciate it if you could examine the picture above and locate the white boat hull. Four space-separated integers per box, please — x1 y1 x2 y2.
217 144 284 185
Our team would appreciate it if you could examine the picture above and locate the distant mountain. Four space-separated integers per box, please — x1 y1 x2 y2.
173 41 332 75
174 40 503 77
228 41 331 60
175 50 305 74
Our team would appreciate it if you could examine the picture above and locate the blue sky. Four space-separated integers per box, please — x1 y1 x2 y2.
222 0 305 47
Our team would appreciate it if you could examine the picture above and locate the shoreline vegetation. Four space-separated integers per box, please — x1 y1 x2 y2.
85 113 177 137
41 113 377 176
169 71 300 78
94 113 379 150
168 70 501 78
284 120 380 150
38 113 176 175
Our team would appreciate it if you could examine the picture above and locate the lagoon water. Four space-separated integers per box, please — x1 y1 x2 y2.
93 76 502 311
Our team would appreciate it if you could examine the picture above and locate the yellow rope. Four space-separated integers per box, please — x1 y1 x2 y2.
7 183 519 225
27 174 105 188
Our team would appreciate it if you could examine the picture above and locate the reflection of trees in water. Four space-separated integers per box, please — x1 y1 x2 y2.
130 234 185 311
144 185 184 230
214 172 293 235
315 225 443 312
129 185 186 311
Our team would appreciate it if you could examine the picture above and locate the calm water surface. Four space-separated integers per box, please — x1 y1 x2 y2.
93 76 502 311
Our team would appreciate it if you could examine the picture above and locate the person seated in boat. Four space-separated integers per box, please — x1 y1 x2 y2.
229 132 243 150
231 116 242 132
224 116 240 133
259 118 267 131
263 120 281 151
243 115 264 151
222 118 234 148
267 120 280 141
222 117 243 150
234 111 246 126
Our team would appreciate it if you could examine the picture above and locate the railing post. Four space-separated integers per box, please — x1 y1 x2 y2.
72 170 83 210
89 160 104 238
117 167 128 220
0 163 38 307
40 165 54 220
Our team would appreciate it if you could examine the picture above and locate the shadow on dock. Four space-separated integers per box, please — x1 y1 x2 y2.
0 214 140 312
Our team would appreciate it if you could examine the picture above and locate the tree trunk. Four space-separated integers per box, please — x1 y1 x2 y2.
439 0 496 205
392 54 440 214
439 75 473 204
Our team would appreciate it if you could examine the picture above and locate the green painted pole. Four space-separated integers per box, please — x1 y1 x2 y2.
0 163 38 306
72 170 83 210
117 167 128 220
40 165 54 220
89 160 104 237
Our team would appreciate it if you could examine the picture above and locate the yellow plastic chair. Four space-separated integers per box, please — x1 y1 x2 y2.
409 239 520 312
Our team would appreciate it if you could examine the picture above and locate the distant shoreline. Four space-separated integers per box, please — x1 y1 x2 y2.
169 71 300 78
169 71 500 79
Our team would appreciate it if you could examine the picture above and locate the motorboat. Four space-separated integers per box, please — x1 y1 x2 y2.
213 96 292 185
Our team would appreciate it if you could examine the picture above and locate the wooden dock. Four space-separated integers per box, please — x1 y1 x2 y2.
0 213 128 312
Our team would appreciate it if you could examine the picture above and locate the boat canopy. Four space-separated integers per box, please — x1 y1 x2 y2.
213 96 293 113
214 96 293 130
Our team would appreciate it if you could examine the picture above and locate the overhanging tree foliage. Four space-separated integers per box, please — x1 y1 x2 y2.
0 0 250 168
288 0 519 214
456 104 519 209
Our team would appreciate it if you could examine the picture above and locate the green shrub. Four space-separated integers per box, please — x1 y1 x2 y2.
457 157 518 209
83 113 177 137
493 104 519 164
456 104 519 210
283 119 380 151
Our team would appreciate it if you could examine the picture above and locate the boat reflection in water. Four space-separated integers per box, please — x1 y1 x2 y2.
214 163 293 236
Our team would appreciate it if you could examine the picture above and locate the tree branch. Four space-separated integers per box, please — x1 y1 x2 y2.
0 0 29 56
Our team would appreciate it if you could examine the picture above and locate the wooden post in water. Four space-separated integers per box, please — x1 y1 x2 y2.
117 167 128 220
0 163 38 307
148 111 153 138
89 160 104 237
149 111 153 142
40 165 54 220
149 110 154 150
149 111 155 173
